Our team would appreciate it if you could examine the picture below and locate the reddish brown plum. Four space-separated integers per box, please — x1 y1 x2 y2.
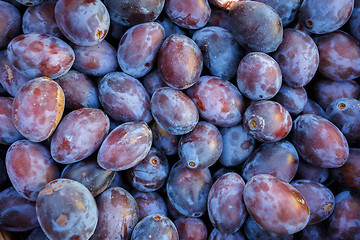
151 87 199 135
55 70 100 110
118 22 165 78
328 191 360 239
91 187 139 240
97 122 152 171
156 16 186 38
244 216 293 240
0 50 31 97
150 121 179 156
104 0 165 26
242 141 299 182
133 191 168 220
273 84 308 115
126 147 169 192
165 0 211 29
208 172 247 233
243 174 310 235
332 148 360 192
98 72 152 123
314 31 360 81
256 0 301 27
7 33 75 79
296 159 329 184
60 156 115 197
291 114 349 168
142 69 168 96
230 1 283 53
51 108 110 164
131 214 179 240
299 0 353 34
219 124 255 167
237 52 282 100
179 121 223 169
311 77 360 109
326 98 360 143
186 76 245 127
291 180 334 224
209 0 242 10
174 217 208 240
6 140 59 201
272 29 319 87
12 77 65 142
208 228 245 240
0 187 39 232
36 179 98 240
73 40 118 77
243 100 292 142
158 34 203 90
192 26 244 81
22 0 62 37
167 161 212 217
299 99 326 118
55 0 110 46
0 97 23 145
0 1 21 49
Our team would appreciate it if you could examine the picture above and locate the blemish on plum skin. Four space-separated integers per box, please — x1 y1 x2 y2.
56 214 69 226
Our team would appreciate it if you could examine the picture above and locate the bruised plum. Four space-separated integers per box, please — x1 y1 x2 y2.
36 179 98 240
243 174 310 235
12 77 65 142
97 122 152 171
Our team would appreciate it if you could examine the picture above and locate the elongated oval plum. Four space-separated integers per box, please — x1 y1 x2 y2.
6 140 59 201
0 97 23 145
55 0 110 46
230 1 283 53
186 76 245 128
0 187 39 232
291 180 334 224
243 174 310 235
91 187 139 240
208 172 247 233
243 100 292 142
7 33 74 79
167 161 212 217
118 22 165 78
165 0 211 29
126 147 169 192
50 108 110 164
98 72 152 123
61 156 115 197
158 34 203 90
178 121 223 169
36 179 98 240
151 87 199 135
97 122 152 171
12 77 65 142
131 214 179 240
291 114 349 168
0 1 21 49
241 141 299 182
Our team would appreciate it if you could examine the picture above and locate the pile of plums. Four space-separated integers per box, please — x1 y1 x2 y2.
0 0 359 239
